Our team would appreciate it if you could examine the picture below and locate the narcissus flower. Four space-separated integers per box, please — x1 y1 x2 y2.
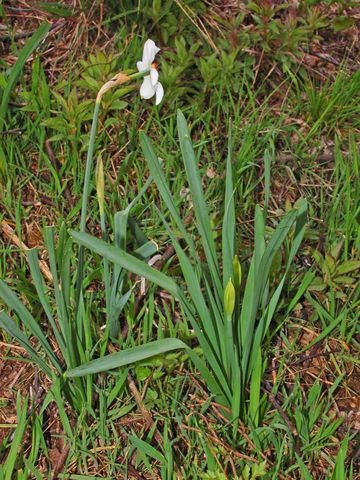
137 39 164 105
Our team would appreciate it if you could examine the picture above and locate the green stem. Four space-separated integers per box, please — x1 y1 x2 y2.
76 100 101 307
129 70 150 80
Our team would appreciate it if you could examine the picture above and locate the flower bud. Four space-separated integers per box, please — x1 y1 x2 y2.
224 279 235 316
232 255 242 288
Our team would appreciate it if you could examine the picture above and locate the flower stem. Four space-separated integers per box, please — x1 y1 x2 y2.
75 68 150 308
75 99 101 307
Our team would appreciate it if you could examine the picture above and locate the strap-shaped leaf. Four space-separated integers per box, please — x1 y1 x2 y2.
67 338 188 377
0 311 53 377
177 110 222 301
139 131 196 257
71 230 179 298
0 280 61 372
222 122 236 288
26 248 66 355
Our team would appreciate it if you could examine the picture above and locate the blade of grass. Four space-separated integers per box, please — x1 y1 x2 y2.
0 311 53 377
26 248 66 355
249 346 262 427
263 148 271 219
241 208 300 373
3 393 29 480
0 280 61 372
247 200 308 380
0 22 50 130
177 110 222 301
45 227 79 369
76 99 101 307
139 132 196 257
0 22 50 175
128 434 166 464
222 121 235 288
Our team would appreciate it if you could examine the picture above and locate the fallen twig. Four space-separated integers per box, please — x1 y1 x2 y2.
51 442 71 480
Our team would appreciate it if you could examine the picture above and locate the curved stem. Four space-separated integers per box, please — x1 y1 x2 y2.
76 99 101 307
75 69 149 308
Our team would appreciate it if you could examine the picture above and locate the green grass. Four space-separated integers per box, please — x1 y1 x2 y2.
0 1 359 478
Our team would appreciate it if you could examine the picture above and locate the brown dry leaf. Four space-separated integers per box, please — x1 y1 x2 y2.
206 167 217 179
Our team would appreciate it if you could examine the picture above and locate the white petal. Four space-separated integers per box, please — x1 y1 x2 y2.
150 68 158 86
142 39 160 66
140 76 156 100
155 82 164 105
137 61 147 73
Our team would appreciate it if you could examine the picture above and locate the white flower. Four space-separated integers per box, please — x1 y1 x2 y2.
137 39 164 105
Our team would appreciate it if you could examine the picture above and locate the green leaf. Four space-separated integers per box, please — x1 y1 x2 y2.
177 110 222 300
336 260 360 275
128 434 166 464
139 132 195 256
294 454 312 480
252 461 267 478
222 123 235 287
309 277 327 291
71 230 179 297
245 200 307 383
332 16 354 32
241 207 300 373
160 216 224 362
332 436 349 480
135 366 152 381
4 394 29 480
67 339 188 377
0 22 51 130
0 21 51 174
325 253 336 274
330 240 344 261
249 347 262 427
299 311 345 353
0 312 53 378
109 100 128 110
26 249 66 355
0 280 62 372
41 117 69 133
333 275 356 285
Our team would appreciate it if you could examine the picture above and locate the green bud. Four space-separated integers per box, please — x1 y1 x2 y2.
96 156 105 216
232 255 242 288
224 279 235 316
